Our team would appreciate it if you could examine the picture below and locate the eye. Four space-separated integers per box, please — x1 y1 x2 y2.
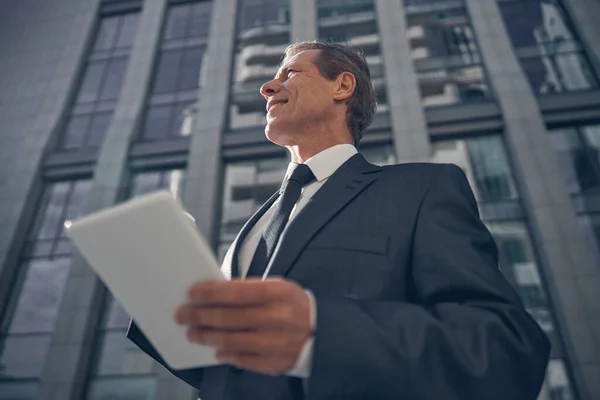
286 69 297 78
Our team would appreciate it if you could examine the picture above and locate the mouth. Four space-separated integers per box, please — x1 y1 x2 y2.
267 99 288 113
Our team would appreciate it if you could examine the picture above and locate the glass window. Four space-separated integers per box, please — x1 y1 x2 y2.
405 0 492 107
93 17 120 51
77 61 107 104
359 144 397 166
178 46 204 91
431 135 519 202
142 105 172 139
87 376 157 400
60 12 139 151
6 258 72 335
317 0 375 19
498 0 598 94
238 0 290 31
548 125 600 194
99 57 128 101
92 331 154 376
0 335 51 379
62 114 91 150
115 13 140 49
188 2 213 38
0 381 38 400
86 112 113 147
164 4 190 41
152 50 183 94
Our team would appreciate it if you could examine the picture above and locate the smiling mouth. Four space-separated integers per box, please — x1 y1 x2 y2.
267 100 288 112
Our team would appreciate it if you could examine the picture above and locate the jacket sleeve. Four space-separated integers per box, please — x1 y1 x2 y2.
127 320 204 390
307 164 550 400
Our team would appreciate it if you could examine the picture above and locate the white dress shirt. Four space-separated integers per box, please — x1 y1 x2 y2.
227 144 358 378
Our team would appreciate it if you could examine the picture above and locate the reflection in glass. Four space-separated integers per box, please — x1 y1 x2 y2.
0 335 51 379
498 0 598 94
405 0 492 106
432 136 519 202
7 259 71 334
548 125 600 193
87 376 157 400
220 158 288 249
92 331 154 376
0 381 38 400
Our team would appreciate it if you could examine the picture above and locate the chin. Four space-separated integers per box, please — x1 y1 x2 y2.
264 121 296 147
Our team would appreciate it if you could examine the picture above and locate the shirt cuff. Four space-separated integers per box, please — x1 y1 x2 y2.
285 289 316 378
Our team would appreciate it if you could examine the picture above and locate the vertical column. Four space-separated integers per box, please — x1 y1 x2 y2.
183 0 237 248
374 0 430 162
37 1 172 399
465 0 600 399
564 0 600 71
291 0 317 41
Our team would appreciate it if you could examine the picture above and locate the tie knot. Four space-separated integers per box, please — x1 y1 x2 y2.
287 164 316 188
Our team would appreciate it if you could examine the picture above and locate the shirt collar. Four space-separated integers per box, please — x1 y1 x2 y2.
283 144 358 184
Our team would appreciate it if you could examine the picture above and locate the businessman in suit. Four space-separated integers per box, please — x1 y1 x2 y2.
128 40 550 399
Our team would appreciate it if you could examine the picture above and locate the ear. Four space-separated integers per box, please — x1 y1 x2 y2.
332 72 356 102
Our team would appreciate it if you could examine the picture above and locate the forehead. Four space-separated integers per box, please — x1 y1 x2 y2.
279 49 320 72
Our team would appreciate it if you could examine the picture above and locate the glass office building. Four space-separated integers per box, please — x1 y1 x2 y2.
0 0 599 399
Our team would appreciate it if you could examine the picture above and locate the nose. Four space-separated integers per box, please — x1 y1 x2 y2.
260 78 282 100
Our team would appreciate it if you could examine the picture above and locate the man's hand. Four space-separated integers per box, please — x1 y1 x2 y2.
174 277 312 376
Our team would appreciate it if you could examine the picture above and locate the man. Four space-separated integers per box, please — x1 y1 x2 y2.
128 41 550 399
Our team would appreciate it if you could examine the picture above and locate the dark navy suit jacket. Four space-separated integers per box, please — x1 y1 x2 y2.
128 154 550 399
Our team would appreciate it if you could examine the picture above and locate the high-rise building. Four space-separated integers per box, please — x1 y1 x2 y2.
0 0 599 399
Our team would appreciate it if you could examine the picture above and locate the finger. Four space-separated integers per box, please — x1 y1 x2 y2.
188 328 293 355
176 304 281 329
187 278 287 306
216 351 295 376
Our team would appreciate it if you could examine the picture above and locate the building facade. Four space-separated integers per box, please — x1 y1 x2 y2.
0 0 599 399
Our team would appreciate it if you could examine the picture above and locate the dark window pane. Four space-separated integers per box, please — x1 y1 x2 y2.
170 101 194 137
142 105 172 139
130 172 162 197
152 50 183 94
0 334 51 378
87 376 157 400
164 4 190 41
62 114 91 150
93 17 120 51
188 2 213 38
99 57 128 101
498 0 576 48
86 112 113 147
60 180 93 237
77 61 107 104
115 13 139 49
178 47 204 91
522 53 597 95
0 381 38 400
103 298 131 329
7 258 72 334
92 331 154 376
35 182 71 240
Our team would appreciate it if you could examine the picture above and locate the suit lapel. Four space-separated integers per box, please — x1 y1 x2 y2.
221 191 280 280
266 153 382 278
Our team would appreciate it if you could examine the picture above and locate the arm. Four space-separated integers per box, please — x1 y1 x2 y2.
307 164 550 399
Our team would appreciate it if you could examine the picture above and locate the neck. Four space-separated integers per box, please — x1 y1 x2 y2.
287 138 354 164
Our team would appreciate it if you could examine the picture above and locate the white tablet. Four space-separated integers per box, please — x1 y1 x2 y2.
65 191 225 369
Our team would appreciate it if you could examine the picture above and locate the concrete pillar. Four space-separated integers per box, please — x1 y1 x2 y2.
182 0 237 248
291 0 317 41
465 0 600 398
374 0 431 162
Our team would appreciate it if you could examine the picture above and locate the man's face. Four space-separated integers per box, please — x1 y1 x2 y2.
260 49 336 146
